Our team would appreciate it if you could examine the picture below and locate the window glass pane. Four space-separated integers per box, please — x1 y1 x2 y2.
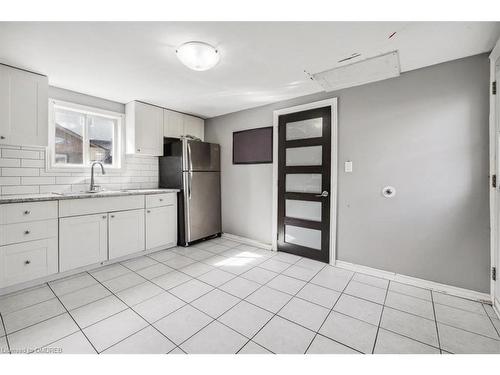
54 108 85 165
285 225 321 250
286 146 322 166
88 115 115 165
286 200 322 222
286 174 322 193
285 118 322 141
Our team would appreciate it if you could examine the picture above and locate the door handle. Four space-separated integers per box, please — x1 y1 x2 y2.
316 191 329 198
188 171 192 200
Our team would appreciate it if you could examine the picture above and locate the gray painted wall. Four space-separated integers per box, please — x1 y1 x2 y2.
205 54 491 293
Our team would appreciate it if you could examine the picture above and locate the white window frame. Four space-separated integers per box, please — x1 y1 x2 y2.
47 99 125 172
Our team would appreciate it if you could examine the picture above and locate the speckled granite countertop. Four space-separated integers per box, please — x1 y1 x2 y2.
0 188 180 204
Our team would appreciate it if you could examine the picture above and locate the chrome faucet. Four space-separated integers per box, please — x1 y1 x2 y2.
89 161 105 192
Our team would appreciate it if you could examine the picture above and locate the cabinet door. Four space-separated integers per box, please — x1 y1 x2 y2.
183 115 204 141
109 209 145 260
133 101 163 156
146 205 177 250
0 65 48 147
163 109 184 138
59 213 108 272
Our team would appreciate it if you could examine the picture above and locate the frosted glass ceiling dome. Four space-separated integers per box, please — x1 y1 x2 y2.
176 41 220 71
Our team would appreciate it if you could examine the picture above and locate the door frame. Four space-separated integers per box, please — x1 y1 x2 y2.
271 98 338 265
489 39 500 310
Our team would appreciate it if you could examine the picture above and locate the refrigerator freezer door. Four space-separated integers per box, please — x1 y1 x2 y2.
184 140 220 171
183 171 221 243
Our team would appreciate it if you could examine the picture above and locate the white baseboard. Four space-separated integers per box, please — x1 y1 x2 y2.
335 260 491 303
221 233 274 251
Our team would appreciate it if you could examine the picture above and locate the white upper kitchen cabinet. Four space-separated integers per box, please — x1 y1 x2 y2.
108 208 145 260
183 114 204 140
0 64 48 147
125 100 163 156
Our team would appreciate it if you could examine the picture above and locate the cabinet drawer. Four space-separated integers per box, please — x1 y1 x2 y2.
0 219 58 246
145 193 176 208
59 195 144 217
0 238 58 288
0 201 58 224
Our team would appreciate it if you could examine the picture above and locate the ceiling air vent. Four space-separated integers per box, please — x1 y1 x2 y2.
310 51 400 92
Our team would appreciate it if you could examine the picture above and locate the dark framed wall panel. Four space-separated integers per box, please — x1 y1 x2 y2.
233 126 273 164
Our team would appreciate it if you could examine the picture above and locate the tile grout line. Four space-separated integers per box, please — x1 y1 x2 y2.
370 279 391 354
430 291 443 353
0 312 11 354
45 282 99 354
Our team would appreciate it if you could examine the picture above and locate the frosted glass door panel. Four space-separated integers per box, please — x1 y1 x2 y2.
286 118 322 140
285 225 321 250
286 146 322 166
286 200 321 222
286 174 321 193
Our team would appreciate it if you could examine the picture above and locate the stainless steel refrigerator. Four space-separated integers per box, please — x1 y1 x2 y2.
159 138 221 246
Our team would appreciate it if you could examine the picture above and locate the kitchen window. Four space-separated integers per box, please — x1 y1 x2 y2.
48 100 124 170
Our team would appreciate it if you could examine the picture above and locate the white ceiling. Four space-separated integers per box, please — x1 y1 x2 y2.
0 22 499 118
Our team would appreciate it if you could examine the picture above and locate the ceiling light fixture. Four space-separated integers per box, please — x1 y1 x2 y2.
176 41 220 71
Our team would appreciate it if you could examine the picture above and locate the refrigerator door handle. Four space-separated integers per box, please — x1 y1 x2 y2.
188 171 192 200
187 142 193 171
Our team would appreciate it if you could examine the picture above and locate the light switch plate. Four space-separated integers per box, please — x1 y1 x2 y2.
344 161 353 173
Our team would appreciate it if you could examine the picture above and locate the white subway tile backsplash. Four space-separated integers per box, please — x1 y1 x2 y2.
0 145 160 196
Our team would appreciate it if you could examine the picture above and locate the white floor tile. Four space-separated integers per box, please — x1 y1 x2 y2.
344 280 387 304
49 273 97 296
102 272 145 293
483 304 499 320
59 283 111 310
266 274 306 295
3 298 65 334
0 336 8 354
253 316 315 354
179 262 214 277
389 282 431 301
148 249 179 262
238 340 273 354
296 283 341 309
133 292 185 323
374 329 440 354
433 292 486 315
103 326 175 354
8 313 79 353
219 277 261 299
0 318 5 337
272 252 302 264
168 347 186 354
90 264 130 282
191 289 240 318
121 256 158 271
434 303 498 339
152 270 192 289
352 273 389 290
205 244 231 254
491 319 500 334
306 334 359 354
334 294 383 325
169 279 213 303
384 291 434 320
70 295 127 328
245 286 292 313
0 285 55 315
197 268 235 287
319 311 378 354
162 255 197 269
259 259 291 273
310 267 353 292
438 323 500 354
202 255 228 267
153 304 213 345
181 321 247 354
116 281 164 306
40 331 96 354
294 258 325 272
219 301 273 338
83 309 148 352
380 307 439 347
241 267 278 284
179 248 214 261
135 263 173 279
282 264 319 281
278 297 330 332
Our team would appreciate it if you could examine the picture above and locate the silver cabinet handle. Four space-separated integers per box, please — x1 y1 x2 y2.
110 215 115 218
24 260 31 265
24 230 30 235
0 136 5 140
315 191 329 198
147 210 151 213
159 198 163 202
102 215 107 219
24 210 31 215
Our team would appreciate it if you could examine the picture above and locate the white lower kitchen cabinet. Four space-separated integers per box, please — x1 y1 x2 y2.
109 209 145 260
146 205 177 250
59 213 108 272
0 238 58 288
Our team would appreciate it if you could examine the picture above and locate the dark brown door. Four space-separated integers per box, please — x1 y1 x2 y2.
277 106 331 263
